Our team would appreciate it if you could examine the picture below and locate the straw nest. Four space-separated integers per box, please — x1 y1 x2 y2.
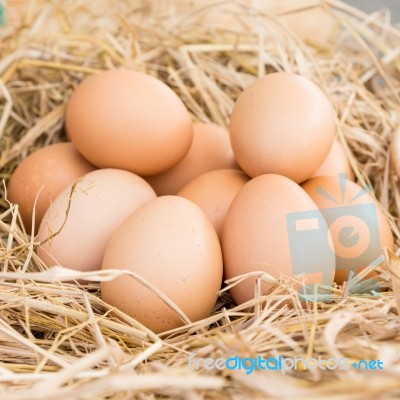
1 0 400 398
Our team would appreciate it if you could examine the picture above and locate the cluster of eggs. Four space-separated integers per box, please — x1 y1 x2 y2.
7 69 394 333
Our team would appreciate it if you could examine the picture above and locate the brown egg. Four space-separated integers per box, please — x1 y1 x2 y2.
229 72 336 182
222 174 335 305
268 1 338 46
101 196 223 333
66 69 193 176
7 142 96 233
177 169 249 239
301 176 394 285
391 126 400 177
172 1 337 46
311 139 354 181
146 122 237 195
37 169 156 272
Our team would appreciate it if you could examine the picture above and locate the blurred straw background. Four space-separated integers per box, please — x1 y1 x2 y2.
1 0 400 399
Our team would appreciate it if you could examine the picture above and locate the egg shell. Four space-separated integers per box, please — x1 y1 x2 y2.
311 139 354 181
301 176 394 285
177 169 250 239
229 72 336 182
101 195 223 333
7 142 96 233
222 174 335 305
173 1 337 47
390 126 400 177
146 122 237 195
269 1 338 46
37 169 156 272
66 69 193 176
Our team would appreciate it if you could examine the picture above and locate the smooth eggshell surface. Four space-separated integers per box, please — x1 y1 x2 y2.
301 176 394 285
177 169 250 239
222 174 335 305
311 139 354 181
7 142 96 233
146 122 237 195
66 69 193 176
229 72 336 182
101 195 223 333
37 169 156 272
390 126 400 177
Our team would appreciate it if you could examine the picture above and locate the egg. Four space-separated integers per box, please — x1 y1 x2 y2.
390 126 400 177
7 142 96 233
101 196 223 333
66 69 193 176
146 122 237 195
37 169 156 272
222 174 335 305
177 169 249 239
311 139 354 181
301 175 394 285
267 1 338 46
229 72 335 182
172 1 337 47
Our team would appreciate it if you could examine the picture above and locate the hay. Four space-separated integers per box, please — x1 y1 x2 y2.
1 0 400 398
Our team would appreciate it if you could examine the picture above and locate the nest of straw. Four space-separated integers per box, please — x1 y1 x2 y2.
1 0 400 398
